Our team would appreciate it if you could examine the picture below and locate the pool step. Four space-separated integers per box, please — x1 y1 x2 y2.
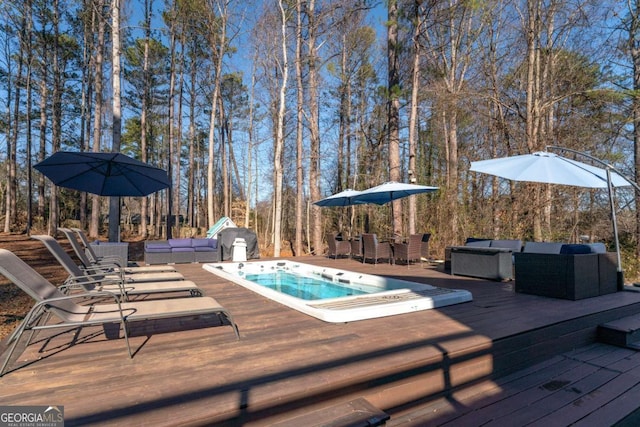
269 397 389 427
598 314 640 349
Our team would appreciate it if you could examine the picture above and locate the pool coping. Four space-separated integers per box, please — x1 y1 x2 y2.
203 260 472 323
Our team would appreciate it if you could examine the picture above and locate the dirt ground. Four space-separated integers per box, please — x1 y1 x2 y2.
0 233 145 340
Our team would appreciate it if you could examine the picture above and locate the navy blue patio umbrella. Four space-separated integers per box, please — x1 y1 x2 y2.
34 151 170 197
313 189 365 207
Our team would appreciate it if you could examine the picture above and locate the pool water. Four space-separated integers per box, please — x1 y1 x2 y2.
245 271 369 300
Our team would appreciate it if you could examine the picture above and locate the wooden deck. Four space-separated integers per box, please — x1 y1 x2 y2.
2 256 640 426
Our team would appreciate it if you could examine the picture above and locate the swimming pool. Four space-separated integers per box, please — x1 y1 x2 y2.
203 260 472 323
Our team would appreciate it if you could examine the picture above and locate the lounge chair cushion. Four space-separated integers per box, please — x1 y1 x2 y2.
191 239 218 250
145 241 172 252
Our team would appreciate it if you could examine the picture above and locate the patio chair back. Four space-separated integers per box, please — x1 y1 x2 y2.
31 235 102 290
327 233 350 259
70 227 102 264
58 228 99 269
0 249 91 320
362 233 392 265
394 234 423 266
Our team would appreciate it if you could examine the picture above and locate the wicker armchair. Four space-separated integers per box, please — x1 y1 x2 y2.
362 233 393 265
327 233 351 259
394 234 424 267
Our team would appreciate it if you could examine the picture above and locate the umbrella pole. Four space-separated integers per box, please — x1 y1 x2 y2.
606 169 624 290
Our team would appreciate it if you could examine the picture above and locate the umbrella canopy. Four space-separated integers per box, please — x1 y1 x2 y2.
469 150 631 287
34 151 171 197
313 189 364 207
351 181 439 205
469 151 629 188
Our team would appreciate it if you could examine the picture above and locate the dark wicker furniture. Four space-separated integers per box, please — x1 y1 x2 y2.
514 246 618 300
362 233 393 265
327 233 351 259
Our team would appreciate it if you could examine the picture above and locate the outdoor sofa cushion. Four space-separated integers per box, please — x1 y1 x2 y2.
145 238 219 264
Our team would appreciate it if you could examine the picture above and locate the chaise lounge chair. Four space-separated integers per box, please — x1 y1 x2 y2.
60 228 176 274
32 235 195 297
34 234 184 283
0 249 239 376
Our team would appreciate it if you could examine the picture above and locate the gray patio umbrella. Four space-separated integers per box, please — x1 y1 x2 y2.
469 150 632 288
313 189 364 207
34 151 171 197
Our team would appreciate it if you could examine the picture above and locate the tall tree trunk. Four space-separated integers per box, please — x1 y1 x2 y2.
631 0 640 260
407 0 423 235
219 97 229 217
273 0 289 257
187 41 196 228
25 0 33 234
307 0 322 254
167 13 177 239
90 0 106 238
387 0 402 240
48 0 62 236
5 11 23 233
206 1 227 229
140 0 153 238
525 0 543 241
245 59 257 229
38 65 48 220
108 0 122 242
294 0 304 256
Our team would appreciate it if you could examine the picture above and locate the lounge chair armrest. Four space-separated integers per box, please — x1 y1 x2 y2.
66 273 123 286
80 264 126 280
37 290 122 306
93 260 124 270
96 255 124 267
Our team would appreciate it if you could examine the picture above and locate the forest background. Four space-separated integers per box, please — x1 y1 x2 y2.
3 0 640 279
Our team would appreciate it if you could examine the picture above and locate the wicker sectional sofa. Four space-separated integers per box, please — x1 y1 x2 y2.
449 239 522 281
144 238 218 264
514 242 617 300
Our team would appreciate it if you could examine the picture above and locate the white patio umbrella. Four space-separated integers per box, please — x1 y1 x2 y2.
469 151 629 189
469 150 632 288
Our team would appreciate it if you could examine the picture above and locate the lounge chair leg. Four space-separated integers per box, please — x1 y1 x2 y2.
222 311 241 340
121 320 133 358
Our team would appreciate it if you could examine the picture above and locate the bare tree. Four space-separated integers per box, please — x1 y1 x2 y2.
205 0 229 229
273 0 290 257
294 0 305 256
388 0 402 240
628 0 640 259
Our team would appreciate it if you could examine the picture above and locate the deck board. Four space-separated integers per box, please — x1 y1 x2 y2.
2 256 640 426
